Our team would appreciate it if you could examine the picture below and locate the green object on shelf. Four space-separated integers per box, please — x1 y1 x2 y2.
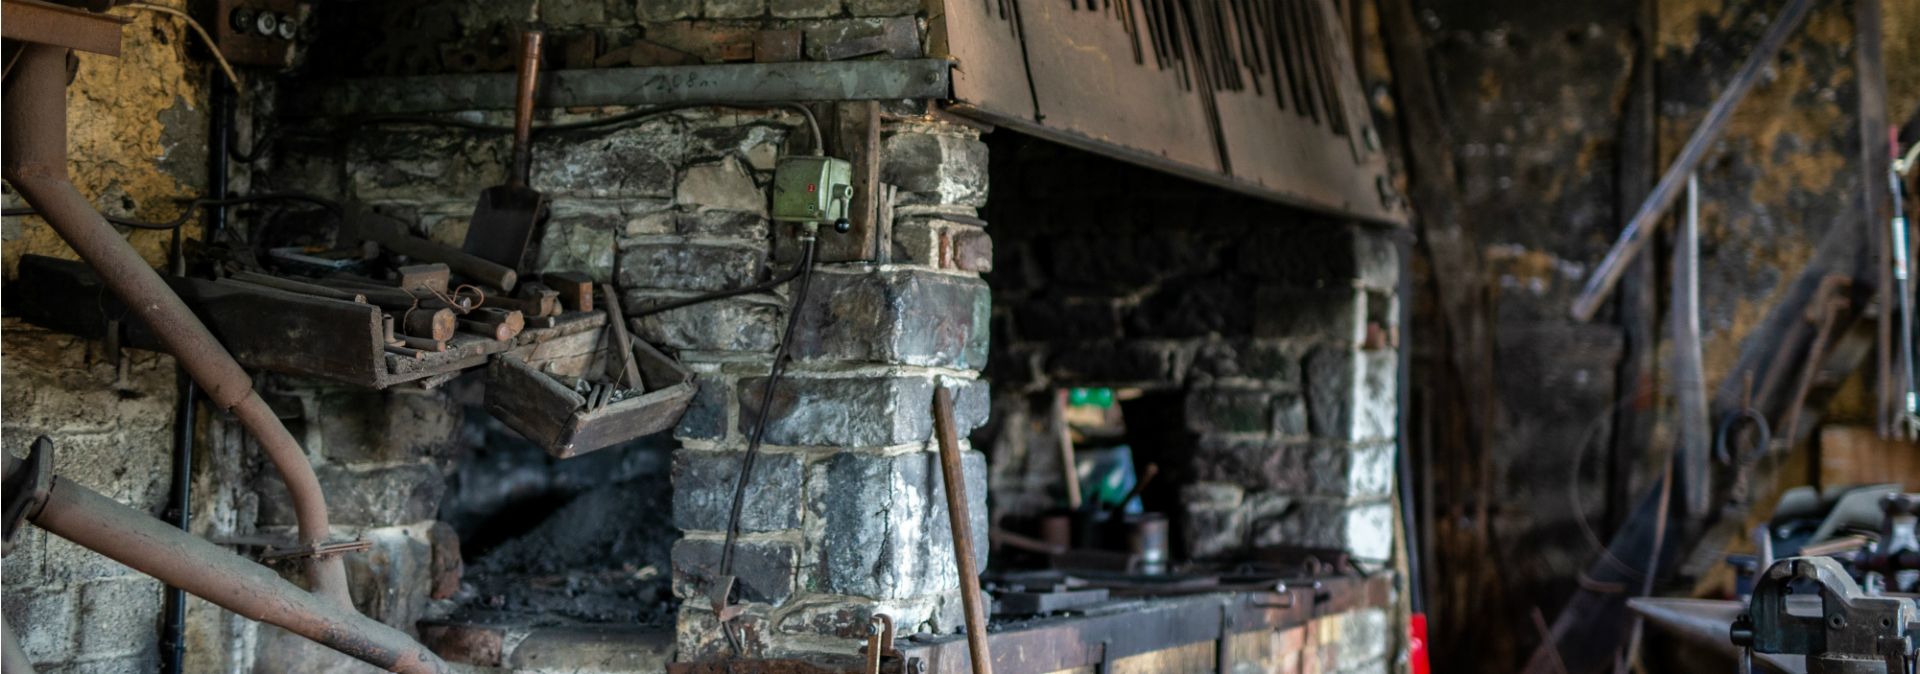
1068 387 1114 408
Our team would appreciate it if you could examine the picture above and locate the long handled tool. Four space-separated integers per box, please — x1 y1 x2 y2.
933 386 993 674
462 30 547 270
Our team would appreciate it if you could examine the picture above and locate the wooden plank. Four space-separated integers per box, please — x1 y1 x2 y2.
1818 425 1920 490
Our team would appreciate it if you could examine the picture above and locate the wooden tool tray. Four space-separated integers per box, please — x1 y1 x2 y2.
485 325 694 459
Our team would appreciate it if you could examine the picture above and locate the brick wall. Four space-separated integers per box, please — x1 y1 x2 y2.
984 135 1402 563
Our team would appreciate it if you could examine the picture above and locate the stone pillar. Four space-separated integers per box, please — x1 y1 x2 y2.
660 115 994 659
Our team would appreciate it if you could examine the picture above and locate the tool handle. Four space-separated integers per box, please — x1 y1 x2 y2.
510 31 543 188
933 386 993 674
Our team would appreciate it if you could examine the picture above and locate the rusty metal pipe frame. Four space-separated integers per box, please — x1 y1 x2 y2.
0 42 351 606
20 470 450 673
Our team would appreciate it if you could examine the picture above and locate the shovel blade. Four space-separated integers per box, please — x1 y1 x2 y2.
464 185 545 269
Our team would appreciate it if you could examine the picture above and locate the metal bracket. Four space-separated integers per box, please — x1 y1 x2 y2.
3 437 55 552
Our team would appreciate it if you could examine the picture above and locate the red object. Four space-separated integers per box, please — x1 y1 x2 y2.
1409 613 1430 674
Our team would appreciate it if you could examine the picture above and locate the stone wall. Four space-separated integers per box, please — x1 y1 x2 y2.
983 135 1402 563
2 1 231 670
266 97 994 662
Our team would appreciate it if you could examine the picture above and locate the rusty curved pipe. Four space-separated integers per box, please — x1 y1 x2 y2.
1 43 351 606
23 470 450 673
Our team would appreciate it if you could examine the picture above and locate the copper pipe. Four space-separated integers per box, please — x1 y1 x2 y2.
932 386 993 674
24 472 450 673
1 43 350 606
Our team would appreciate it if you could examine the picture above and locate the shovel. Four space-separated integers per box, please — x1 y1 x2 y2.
462 30 547 270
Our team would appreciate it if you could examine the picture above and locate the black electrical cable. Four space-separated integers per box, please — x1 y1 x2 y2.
716 230 818 657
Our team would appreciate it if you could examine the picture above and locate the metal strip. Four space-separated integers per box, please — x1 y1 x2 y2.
288 59 953 116
0 0 126 56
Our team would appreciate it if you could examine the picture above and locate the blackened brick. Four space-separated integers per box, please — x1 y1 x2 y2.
672 450 803 532
737 376 987 447
791 270 990 369
675 374 731 441
671 538 797 605
811 449 986 598
617 243 763 292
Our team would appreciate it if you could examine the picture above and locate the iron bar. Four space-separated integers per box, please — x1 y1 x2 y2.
1 42 352 607
933 386 992 674
22 466 450 673
289 59 953 117
1569 0 1818 322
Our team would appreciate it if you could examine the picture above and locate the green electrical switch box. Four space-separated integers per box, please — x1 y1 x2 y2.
771 156 853 224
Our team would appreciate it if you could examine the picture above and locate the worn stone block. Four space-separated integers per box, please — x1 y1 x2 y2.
847 0 919 15
676 209 771 240
345 525 436 631
530 122 679 198
1180 488 1292 559
1184 388 1274 435
672 537 798 604
1254 287 1365 345
617 242 763 292
1237 224 1398 290
1300 442 1394 500
1044 341 1187 386
705 0 767 18
1191 438 1304 489
676 604 772 661
1013 296 1122 341
3 587 73 664
738 376 987 447
950 227 992 272
811 449 987 598
1306 348 1358 442
75 577 162 660
676 374 731 440
1272 392 1310 437
673 450 804 532
312 389 459 466
628 293 782 352
676 156 767 215
347 127 507 202
257 464 443 527
533 202 622 281
771 0 843 17
883 133 988 208
638 0 700 21
1251 500 1394 561
689 121 793 170
792 270 990 369
1187 340 1302 387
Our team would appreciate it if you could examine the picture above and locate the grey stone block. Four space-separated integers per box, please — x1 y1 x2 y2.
1187 340 1302 387
639 0 700 20
344 525 435 631
617 242 764 292
533 204 621 282
257 464 443 527
1044 341 1187 387
312 389 459 466
675 374 732 441
1184 388 1274 435
792 270 990 370
883 133 988 208
75 577 162 660
675 156 767 215
737 376 987 447
347 128 507 202
671 538 797 605
627 293 782 352
530 122 678 198
1236 223 1398 289
705 0 767 18
1253 287 1365 344
1306 348 1359 442
812 449 987 598
3 587 73 664
676 210 771 241
672 450 803 532
1191 438 1305 490
1251 500 1394 561
801 17 917 59
1013 296 1122 341
772 0 842 17
1304 442 1395 500
847 0 919 14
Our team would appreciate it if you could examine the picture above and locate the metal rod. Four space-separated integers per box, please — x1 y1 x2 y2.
1568 0 1817 322
1673 174 1709 518
509 31 542 189
25 472 450 673
0 42 351 607
932 385 993 674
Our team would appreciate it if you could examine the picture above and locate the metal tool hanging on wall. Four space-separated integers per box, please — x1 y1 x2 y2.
462 29 548 270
